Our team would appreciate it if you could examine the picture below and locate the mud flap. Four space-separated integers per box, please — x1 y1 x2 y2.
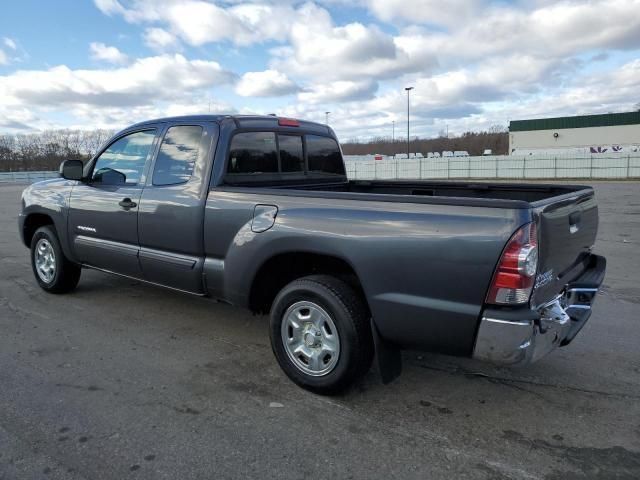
371 318 402 384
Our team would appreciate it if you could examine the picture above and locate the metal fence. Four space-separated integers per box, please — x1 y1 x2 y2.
344 154 640 180
3 154 640 184
0 171 59 184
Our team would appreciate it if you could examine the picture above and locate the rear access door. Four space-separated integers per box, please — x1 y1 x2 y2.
137 121 218 293
530 188 599 307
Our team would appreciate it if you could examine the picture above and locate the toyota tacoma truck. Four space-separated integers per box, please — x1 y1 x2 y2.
19 115 606 394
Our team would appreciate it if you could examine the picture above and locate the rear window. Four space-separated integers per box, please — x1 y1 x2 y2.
279 135 304 172
306 135 345 175
225 131 345 181
229 132 278 173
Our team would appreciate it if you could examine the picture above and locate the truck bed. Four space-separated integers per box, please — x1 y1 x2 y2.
263 180 592 207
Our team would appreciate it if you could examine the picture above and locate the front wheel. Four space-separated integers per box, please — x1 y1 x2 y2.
269 275 374 395
30 226 81 294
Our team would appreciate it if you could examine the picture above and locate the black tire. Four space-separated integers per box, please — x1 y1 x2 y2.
269 275 374 395
30 225 81 294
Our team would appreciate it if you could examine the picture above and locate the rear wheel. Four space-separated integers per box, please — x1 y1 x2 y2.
269 275 373 394
30 226 81 294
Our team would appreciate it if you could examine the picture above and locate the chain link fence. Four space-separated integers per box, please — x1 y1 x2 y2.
0 171 59 184
344 154 640 180
3 154 640 184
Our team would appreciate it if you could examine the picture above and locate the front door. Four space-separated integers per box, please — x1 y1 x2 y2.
68 128 159 277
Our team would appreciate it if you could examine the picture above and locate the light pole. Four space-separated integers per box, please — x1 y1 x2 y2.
325 111 330 124
392 120 395 157
405 87 414 158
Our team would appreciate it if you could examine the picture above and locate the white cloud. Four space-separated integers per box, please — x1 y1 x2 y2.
0 37 20 65
66 97 236 130
4 0 637 138
3 37 17 50
0 105 38 130
93 0 125 16
144 28 179 51
298 80 378 104
272 3 436 82
90 42 129 64
235 69 298 97
393 0 640 65
94 0 296 46
365 0 484 27
0 54 235 110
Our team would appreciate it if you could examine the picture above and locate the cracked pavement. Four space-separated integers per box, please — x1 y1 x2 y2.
1 181 639 479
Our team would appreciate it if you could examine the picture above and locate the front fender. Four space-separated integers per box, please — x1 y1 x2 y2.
20 179 77 261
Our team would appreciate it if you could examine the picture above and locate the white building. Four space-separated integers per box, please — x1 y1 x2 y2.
509 112 640 155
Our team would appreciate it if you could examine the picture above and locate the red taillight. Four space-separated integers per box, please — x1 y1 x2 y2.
486 222 538 305
278 117 300 127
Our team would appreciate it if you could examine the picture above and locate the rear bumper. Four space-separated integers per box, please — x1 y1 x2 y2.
473 254 606 366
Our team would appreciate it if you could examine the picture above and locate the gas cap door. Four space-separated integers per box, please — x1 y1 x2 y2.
251 204 278 233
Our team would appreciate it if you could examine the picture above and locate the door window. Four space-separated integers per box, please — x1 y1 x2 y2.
91 130 156 185
153 126 203 186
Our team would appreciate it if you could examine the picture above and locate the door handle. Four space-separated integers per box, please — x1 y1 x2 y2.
119 198 137 210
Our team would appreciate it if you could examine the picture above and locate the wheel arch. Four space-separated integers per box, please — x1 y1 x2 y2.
22 212 56 247
248 251 370 316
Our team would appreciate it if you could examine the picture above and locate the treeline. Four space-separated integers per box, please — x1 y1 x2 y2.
0 129 114 172
341 130 509 156
0 127 509 172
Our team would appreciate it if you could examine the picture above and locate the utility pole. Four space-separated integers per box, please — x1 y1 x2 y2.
325 111 330 124
405 87 414 158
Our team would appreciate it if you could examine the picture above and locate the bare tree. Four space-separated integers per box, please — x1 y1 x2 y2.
0 128 115 172
341 130 509 156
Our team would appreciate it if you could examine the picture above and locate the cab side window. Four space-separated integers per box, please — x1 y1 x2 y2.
153 126 203 186
91 130 156 185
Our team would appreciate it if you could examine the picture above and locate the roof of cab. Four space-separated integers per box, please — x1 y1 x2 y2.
128 114 328 130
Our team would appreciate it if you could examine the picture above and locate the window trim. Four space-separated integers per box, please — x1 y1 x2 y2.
86 127 159 187
151 124 205 187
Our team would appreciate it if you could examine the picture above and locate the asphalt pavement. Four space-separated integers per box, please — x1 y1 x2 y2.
1 181 639 480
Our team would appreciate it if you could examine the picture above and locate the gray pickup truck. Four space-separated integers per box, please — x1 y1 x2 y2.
19 115 606 394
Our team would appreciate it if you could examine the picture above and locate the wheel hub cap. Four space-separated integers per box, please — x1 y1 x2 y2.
281 301 340 377
34 238 56 283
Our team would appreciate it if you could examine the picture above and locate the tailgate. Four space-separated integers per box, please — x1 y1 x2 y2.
530 188 599 307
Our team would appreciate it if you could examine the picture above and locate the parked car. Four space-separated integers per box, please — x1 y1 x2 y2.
442 150 454 157
19 115 606 394
454 151 469 157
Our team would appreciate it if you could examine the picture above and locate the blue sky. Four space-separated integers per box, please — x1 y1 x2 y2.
1 0 639 140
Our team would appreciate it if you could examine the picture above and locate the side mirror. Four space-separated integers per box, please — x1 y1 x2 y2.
59 159 84 181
